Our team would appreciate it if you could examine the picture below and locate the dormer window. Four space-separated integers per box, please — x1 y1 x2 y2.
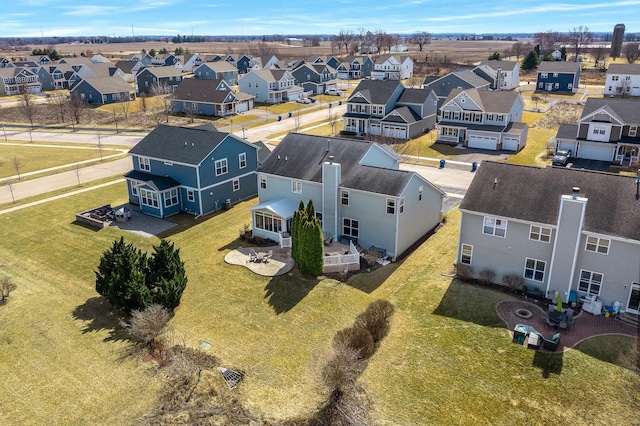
138 157 150 171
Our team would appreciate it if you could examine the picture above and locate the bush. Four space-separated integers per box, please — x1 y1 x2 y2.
0 276 17 304
502 274 525 292
321 345 366 393
333 326 375 360
456 264 474 281
354 299 395 344
478 268 496 285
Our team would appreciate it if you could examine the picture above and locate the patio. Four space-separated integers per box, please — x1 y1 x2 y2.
497 300 638 353
224 246 294 277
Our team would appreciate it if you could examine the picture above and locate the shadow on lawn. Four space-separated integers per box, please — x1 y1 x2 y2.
532 350 564 378
263 274 320 314
432 279 507 328
72 296 128 343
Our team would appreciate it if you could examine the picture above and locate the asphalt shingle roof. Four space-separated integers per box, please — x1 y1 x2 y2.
75 76 133 94
348 80 402 105
606 63 640 75
460 161 640 241
258 133 414 197
581 98 640 124
537 61 580 73
443 88 520 113
172 78 235 104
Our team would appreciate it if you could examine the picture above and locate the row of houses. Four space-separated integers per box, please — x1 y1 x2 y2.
123 123 640 317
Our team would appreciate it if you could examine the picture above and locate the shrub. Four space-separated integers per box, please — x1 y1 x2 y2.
456 264 474 281
333 326 375 360
354 299 395 344
478 268 496 285
502 274 525 292
122 303 172 347
321 345 366 393
0 276 17 304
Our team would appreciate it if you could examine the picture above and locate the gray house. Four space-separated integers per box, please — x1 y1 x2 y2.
251 133 444 259
125 124 260 218
290 63 339 94
135 67 184 95
69 76 136 105
238 69 303 103
194 62 239 85
171 77 254 116
423 69 492 109
458 161 640 314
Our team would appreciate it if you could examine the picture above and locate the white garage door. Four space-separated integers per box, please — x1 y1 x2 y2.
578 143 614 161
382 126 407 139
468 134 498 150
503 137 520 151
237 101 249 113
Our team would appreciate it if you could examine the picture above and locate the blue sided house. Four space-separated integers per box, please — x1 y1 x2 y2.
125 124 260 218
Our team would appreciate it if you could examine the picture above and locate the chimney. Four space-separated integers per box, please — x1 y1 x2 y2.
572 187 579 200
328 155 334 163
493 178 498 189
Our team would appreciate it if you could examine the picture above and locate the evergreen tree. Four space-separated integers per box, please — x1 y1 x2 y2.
521 50 539 70
290 201 324 276
291 201 306 264
147 240 188 310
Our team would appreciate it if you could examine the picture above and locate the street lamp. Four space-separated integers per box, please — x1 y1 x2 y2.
242 126 246 139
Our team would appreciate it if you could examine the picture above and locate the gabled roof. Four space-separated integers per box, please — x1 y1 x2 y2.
129 124 255 165
124 170 180 191
348 80 403 105
460 161 640 241
580 98 640 124
477 60 518 72
442 88 520 113
139 66 183 78
397 88 432 104
382 106 422 124
72 76 133 94
537 61 580 73
258 133 417 197
172 78 237 104
114 60 139 74
606 63 640 76
84 62 119 78
423 70 491 102
246 69 292 83
253 140 271 163
199 61 238 73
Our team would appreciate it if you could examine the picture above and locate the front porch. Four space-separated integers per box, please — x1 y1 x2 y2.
614 144 639 166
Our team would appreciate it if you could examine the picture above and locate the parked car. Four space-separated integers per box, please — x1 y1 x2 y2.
326 89 343 96
296 97 312 104
552 149 572 166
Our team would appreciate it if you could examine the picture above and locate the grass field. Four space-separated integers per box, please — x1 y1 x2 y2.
0 180 637 424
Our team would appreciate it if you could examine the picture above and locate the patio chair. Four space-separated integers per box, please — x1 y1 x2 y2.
565 308 574 321
247 248 258 263
558 320 569 331
263 250 273 263
543 332 561 351
548 304 556 313
546 317 558 329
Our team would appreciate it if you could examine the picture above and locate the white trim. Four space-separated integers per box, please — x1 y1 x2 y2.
585 235 610 255
460 243 473 265
214 158 228 176
200 170 255 191
523 257 546 283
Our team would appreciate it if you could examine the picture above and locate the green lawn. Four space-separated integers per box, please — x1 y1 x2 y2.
507 128 557 167
0 143 125 179
0 182 637 424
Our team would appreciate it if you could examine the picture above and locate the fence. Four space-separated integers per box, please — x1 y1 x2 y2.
324 241 359 268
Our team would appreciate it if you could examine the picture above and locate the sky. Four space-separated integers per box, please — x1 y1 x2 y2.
2 0 640 38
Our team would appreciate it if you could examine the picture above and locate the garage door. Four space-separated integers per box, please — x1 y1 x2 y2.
503 137 520 151
468 135 498 150
382 126 407 139
237 101 249 113
578 143 614 161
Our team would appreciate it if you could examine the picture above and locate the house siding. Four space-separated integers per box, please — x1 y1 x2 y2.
396 176 442 257
547 197 585 296
343 189 397 255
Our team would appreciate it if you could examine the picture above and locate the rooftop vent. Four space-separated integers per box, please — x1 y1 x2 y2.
572 186 580 200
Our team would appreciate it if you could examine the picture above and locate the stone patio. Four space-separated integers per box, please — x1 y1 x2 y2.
224 246 294 277
497 299 638 353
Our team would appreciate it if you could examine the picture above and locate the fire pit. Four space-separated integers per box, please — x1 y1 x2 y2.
515 308 533 319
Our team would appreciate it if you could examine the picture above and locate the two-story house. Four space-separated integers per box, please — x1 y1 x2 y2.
336 56 374 80
114 60 145 83
310 56 341 69
152 53 180 68
37 63 78 90
554 98 640 165
536 61 580 93
194 61 239 85
290 63 339 94
423 69 492 109
458 161 640 315
177 54 204 72
436 88 528 151
171 77 254 116
371 55 413 81
248 55 279 72
472 60 520 90
69 76 136 105
135 66 184 95
604 63 640 97
238 69 303 103
251 133 444 260
125 124 260 218
343 80 403 135
0 67 41 95
224 54 252 74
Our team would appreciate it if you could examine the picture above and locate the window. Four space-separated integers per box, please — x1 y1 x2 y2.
292 181 302 194
529 225 551 243
343 218 359 237
538 82 543 89
418 186 423 202
254 211 282 233
553 73 558 77
138 157 150 171
238 153 247 169
540 72 548 78
442 127 458 136
232 179 240 192
140 189 159 208
593 125 606 135
315 212 323 225
585 236 610 254
554 83 559 89
386 198 395 214
629 126 637 137
461 244 473 265
612 75 619 81
568 83 573 90
259 175 267 189
524 258 546 282
215 158 228 176
341 190 349 205
483 217 507 237
399 198 404 214
164 188 178 207
187 190 195 202
579 270 603 296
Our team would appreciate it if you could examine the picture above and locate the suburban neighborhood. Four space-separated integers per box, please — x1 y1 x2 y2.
0 9 639 425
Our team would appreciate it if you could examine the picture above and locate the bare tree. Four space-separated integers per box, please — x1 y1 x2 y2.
97 132 104 160
121 304 172 348
618 77 632 97
68 94 86 128
410 31 431 52
589 45 609 68
533 30 561 51
150 81 173 123
327 107 341 136
12 156 22 180
569 26 594 61
0 276 17 304
73 163 82 186
292 106 302 132
139 93 148 114
119 98 131 120
623 42 640 64
110 104 120 133
5 177 17 204
511 42 527 60
19 87 37 131
185 102 198 124
404 76 423 88
48 94 68 123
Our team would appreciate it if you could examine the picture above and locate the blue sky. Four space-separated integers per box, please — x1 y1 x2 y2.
2 0 639 37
